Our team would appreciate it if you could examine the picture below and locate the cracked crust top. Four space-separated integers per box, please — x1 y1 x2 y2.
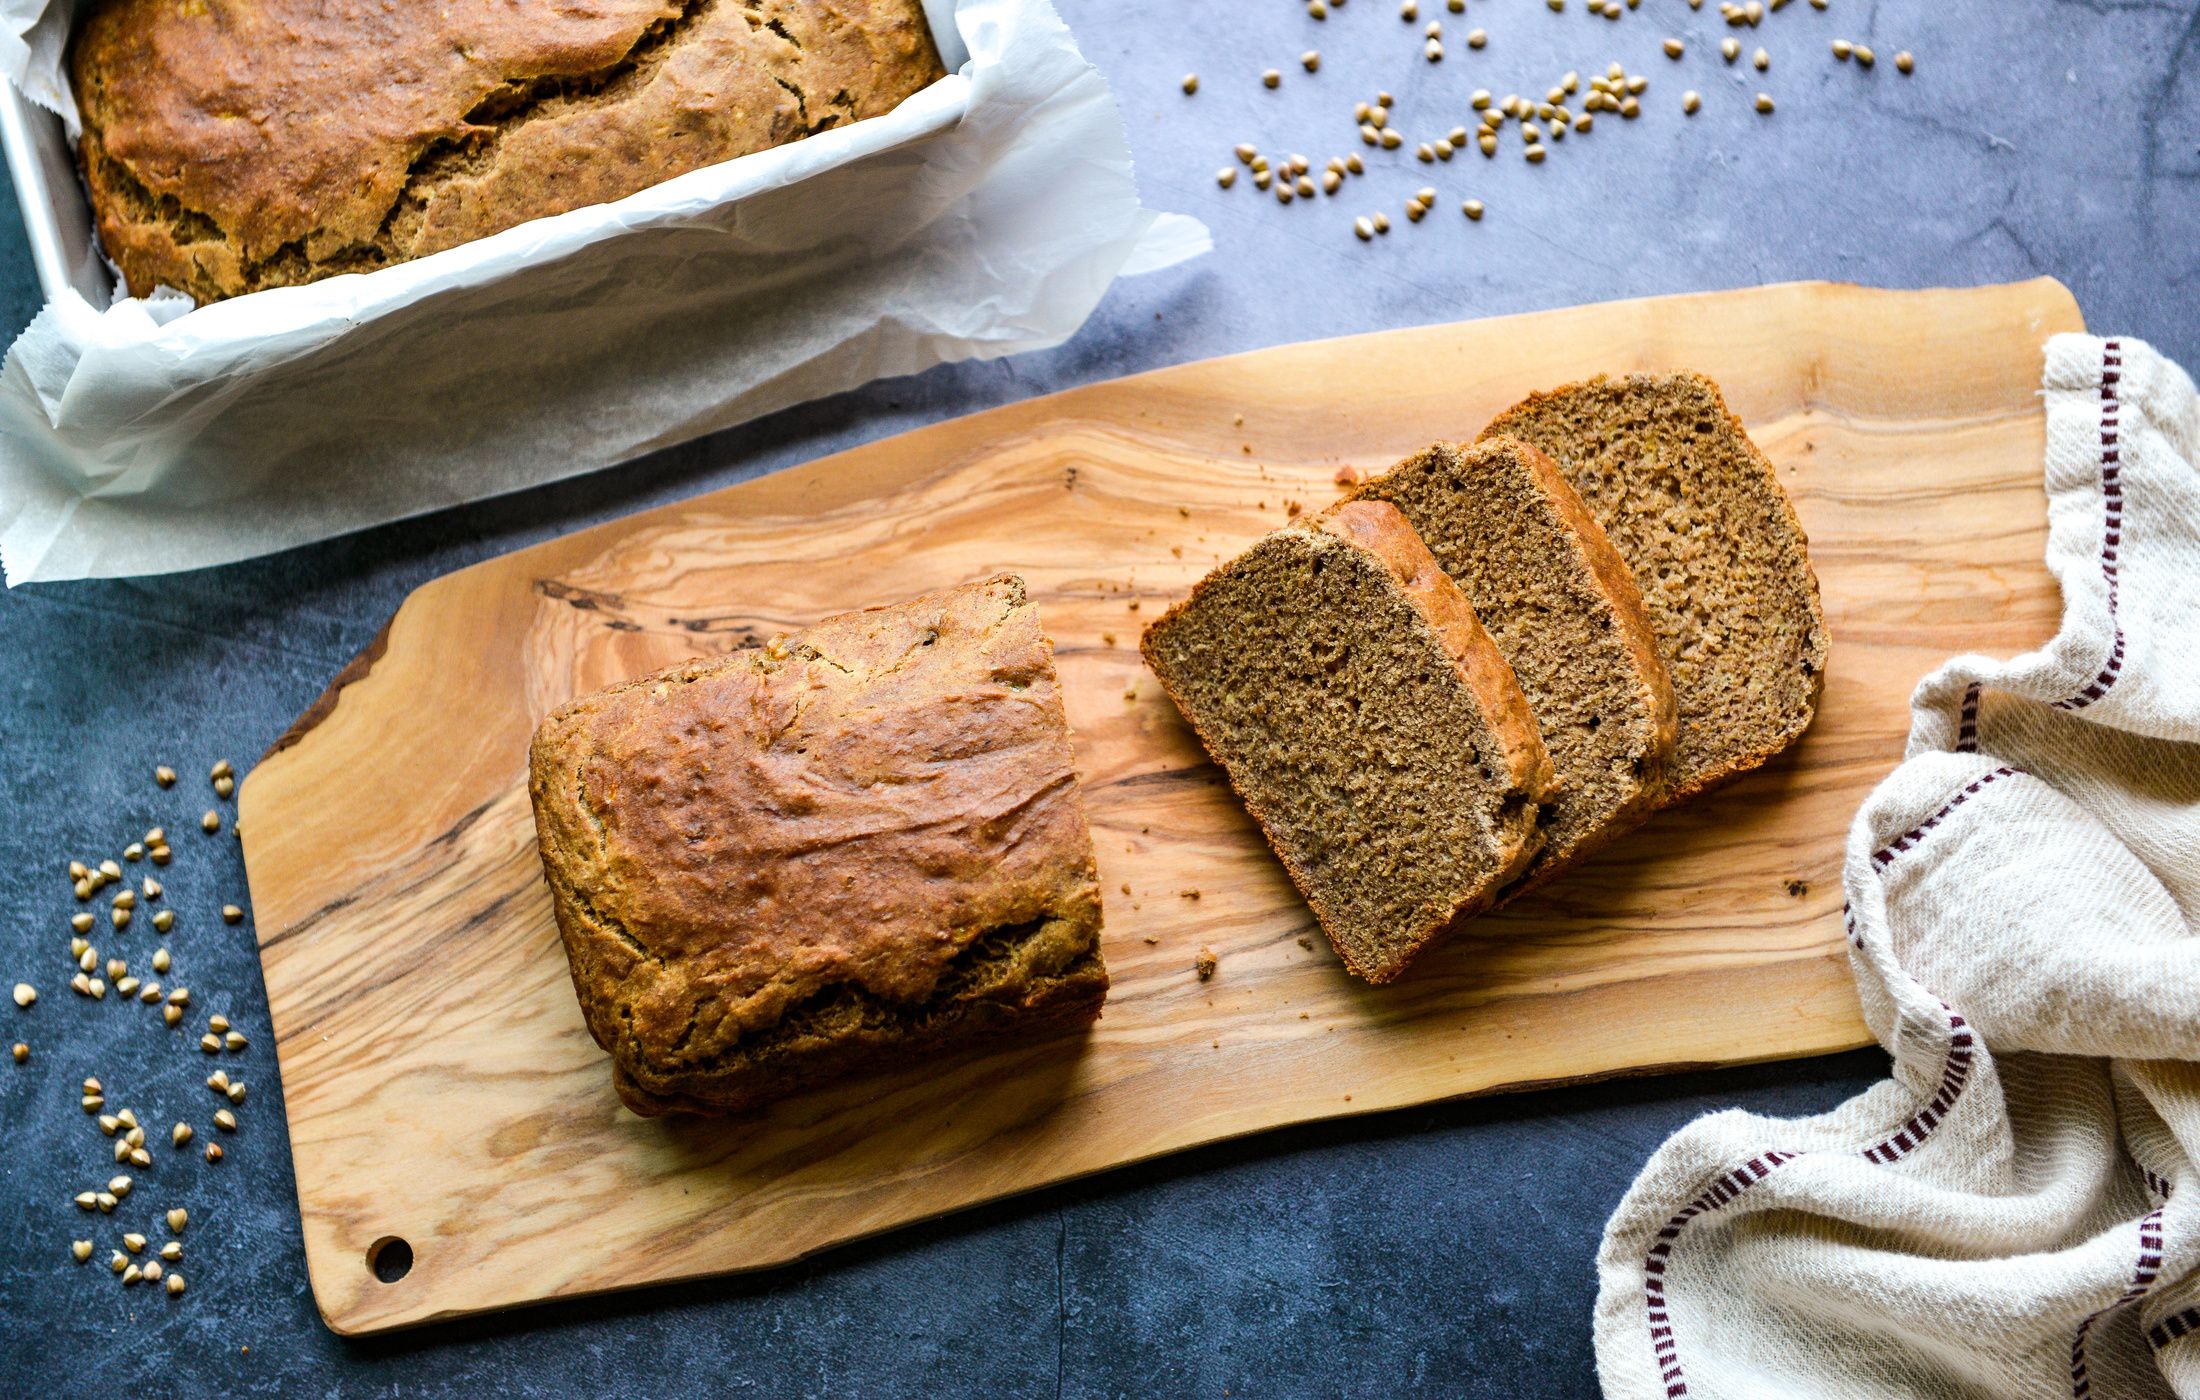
68 0 947 302
527 575 1104 1090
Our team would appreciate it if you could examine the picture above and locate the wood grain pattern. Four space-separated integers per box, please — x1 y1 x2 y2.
239 278 2083 1334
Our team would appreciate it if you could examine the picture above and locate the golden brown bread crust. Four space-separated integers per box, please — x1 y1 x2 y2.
608 960 1108 1116
70 0 948 302
528 575 1107 1117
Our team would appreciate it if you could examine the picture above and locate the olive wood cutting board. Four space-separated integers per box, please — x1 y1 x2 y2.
240 277 2081 1334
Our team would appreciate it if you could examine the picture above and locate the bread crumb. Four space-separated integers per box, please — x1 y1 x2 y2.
1178 506 1191 517
1143 934 1159 944
1233 414 1245 426
1285 500 1302 518
1102 632 1117 645
1334 465 1362 488
1786 879 1809 897
1123 688 1138 701
1296 936 1313 950
1241 444 1252 454
1180 889 1200 900
1171 546 1183 558
1195 947 1218 981
1299 1011 1310 1019
1120 882 1131 896
1128 601 1139 612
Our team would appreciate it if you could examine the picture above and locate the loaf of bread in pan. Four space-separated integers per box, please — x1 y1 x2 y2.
527 574 1107 1117
69 0 948 303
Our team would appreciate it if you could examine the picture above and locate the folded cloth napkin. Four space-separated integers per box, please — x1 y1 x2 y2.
1594 334 2200 1400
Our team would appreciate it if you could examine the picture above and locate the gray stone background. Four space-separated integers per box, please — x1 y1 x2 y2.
1 0 2192 1394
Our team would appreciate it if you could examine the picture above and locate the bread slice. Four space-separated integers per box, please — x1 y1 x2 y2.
1347 437 1676 895
1480 372 1829 802
1140 500 1554 983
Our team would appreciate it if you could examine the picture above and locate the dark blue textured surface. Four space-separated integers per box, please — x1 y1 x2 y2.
4 0 2193 1393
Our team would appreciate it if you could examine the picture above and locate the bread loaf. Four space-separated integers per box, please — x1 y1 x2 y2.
528 574 1106 1117
71 0 948 302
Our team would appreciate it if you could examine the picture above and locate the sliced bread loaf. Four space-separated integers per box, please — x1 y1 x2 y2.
1480 372 1829 803
1347 437 1676 895
1140 500 1554 983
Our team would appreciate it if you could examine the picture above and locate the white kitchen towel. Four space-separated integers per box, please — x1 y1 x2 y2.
1594 334 2200 1400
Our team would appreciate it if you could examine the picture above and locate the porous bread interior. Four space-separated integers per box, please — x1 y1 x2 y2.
1357 440 1667 882
1483 373 1826 799
1142 526 1535 981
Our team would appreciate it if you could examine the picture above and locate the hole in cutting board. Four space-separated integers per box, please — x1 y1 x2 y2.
367 1235 413 1284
